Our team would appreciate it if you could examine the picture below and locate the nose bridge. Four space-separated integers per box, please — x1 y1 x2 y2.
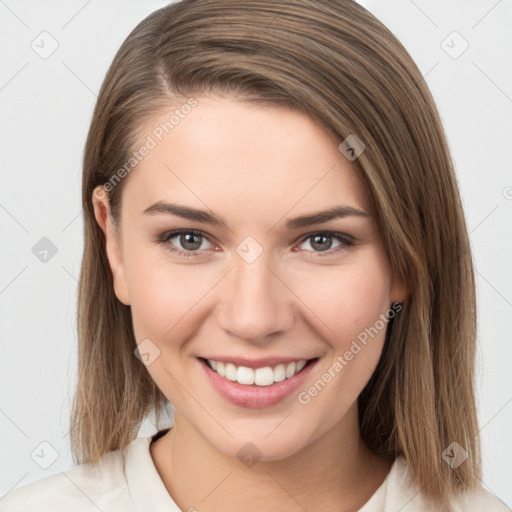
216 242 293 342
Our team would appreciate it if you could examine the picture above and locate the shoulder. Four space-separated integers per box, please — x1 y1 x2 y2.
378 456 510 512
0 437 150 512
449 488 511 512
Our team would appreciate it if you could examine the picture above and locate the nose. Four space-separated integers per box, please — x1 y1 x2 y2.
214 250 295 344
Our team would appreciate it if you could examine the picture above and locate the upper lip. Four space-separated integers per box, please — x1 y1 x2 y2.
199 356 317 369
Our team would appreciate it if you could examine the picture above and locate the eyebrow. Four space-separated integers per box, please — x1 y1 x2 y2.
143 201 370 229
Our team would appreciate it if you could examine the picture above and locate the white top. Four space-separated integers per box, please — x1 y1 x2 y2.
1 430 509 511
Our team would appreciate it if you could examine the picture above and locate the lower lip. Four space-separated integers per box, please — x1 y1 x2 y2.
198 357 318 409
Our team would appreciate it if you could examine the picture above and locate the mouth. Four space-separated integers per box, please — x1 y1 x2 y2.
198 356 319 408
200 357 317 386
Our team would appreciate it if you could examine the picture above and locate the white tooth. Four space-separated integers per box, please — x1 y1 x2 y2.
225 363 238 381
296 360 306 372
216 361 225 377
212 359 309 385
273 364 286 382
237 366 255 385
285 362 296 378
255 366 274 386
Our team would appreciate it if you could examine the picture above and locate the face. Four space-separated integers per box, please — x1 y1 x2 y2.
93 95 406 462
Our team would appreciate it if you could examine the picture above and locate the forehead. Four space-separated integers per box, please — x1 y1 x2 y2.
123 96 372 219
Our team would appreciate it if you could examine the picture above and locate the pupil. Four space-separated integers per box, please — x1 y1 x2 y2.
311 234 331 251
181 233 201 250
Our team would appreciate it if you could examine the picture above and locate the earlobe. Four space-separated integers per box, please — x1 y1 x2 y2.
390 274 408 306
92 186 131 306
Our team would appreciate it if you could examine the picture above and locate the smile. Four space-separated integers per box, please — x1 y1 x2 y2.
198 356 319 408
205 358 308 386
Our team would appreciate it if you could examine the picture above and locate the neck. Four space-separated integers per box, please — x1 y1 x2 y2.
150 405 392 512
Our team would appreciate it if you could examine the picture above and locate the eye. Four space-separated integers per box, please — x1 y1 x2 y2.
297 232 355 256
157 230 216 257
156 229 356 259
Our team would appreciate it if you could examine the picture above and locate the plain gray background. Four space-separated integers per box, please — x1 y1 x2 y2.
1 0 511 507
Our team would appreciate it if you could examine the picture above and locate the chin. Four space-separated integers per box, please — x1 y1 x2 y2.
202 419 316 464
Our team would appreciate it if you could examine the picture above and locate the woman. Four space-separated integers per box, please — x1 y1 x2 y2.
1 1 508 511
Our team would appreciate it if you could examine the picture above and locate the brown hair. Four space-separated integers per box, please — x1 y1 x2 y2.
71 0 481 508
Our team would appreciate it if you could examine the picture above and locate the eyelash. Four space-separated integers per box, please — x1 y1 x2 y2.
156 229 356 259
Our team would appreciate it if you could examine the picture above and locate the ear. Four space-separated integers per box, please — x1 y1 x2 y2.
92 186 131 306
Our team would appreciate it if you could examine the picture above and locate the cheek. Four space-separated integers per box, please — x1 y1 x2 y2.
292 256 392 347
293 260 393 416
124 250 220 398
124 247 219 343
